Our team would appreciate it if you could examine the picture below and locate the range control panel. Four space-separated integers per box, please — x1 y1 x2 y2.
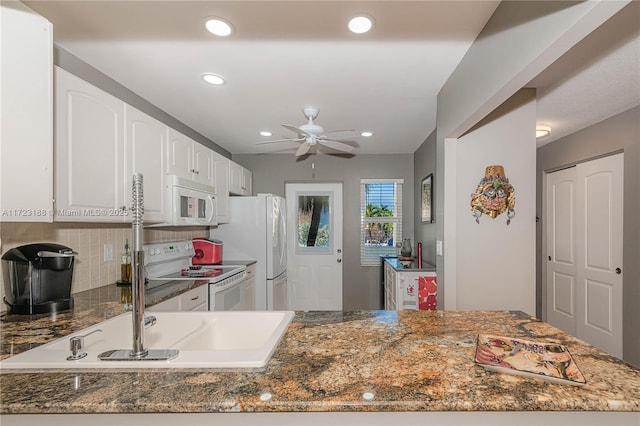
143 241 195 265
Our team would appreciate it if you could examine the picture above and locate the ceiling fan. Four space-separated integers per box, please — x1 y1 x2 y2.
256 106 358 156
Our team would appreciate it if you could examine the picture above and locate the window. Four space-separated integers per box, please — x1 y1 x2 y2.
360 179 403 266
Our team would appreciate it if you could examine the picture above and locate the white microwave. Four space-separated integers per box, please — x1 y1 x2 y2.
152 175 217 227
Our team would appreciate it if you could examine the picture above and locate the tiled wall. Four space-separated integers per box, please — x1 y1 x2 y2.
0 222 208 312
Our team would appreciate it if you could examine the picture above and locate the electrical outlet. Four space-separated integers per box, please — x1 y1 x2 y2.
104 244 113 262
436 240 443 256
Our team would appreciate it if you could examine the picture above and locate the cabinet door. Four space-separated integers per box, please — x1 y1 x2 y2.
212 154 230 223
192 143 213 186
228 161 243 195
181 286 208 311
147 296 179 312
0 3 53 222
55 67 126 222
241 168 252 195
166 128 194 180
125 105 166 223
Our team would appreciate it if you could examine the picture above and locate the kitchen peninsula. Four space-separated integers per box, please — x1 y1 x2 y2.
1 285 639 425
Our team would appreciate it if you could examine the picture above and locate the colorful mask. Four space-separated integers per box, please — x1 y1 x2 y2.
470 165 516 225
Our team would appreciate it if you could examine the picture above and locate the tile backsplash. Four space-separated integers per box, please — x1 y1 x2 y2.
0 222 208 313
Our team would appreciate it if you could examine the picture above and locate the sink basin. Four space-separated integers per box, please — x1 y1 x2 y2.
0 311 294 369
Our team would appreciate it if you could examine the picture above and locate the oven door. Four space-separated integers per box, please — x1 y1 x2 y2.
209 278 247 311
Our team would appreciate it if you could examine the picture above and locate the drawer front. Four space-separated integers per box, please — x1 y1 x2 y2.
180 286 208 311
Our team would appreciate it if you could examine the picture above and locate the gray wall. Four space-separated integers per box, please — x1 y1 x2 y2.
537 106 640 368
233 154 414 310
435 0 628 309
413 130 437 266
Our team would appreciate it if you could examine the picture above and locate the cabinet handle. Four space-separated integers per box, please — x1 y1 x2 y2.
616 268 622 275
190 296 200 301
196 170 200 175
190 169 196 173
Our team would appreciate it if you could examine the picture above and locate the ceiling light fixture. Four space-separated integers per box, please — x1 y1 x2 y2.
348 15 374 34
536 123 551 138
259 131 272 137
205 17 233 37
361 131 374 137
202 73 225 86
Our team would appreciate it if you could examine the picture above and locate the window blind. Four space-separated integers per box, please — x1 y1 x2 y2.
360 179 403 266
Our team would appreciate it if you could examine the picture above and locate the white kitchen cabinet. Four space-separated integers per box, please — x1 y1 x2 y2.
166 128 213 187
245 263 256 310
384 259 437 311
229 161 252 196
54 67 128 222
0 2 53 222
124 105 166 223
148 285 208 312
212 153 230 223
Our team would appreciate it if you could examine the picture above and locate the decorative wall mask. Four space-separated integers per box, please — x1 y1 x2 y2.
470 165 515 225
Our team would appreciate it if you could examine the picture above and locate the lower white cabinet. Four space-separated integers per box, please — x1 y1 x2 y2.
148 285 208 312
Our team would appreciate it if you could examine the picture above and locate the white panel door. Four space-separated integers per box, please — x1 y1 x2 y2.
286 183 343 310
546 166 577 335
545 153 623 359
575 153 623 358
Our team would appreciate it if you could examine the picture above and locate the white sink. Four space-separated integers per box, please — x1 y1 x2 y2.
0 311 294 369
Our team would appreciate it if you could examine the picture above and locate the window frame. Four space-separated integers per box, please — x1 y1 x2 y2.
360 178 403 266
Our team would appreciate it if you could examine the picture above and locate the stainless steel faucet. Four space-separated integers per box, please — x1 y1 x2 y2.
97 174 178 362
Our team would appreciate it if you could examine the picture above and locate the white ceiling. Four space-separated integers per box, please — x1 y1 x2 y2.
25 1 639 155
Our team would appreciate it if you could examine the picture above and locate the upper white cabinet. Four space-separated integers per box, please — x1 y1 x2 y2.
0 2 53 222
54 67 128 222
212 153 230 224
124 105 166 223
166 128 213 186
229 161 252 196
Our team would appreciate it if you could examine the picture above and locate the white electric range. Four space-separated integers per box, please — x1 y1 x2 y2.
144 241 248 311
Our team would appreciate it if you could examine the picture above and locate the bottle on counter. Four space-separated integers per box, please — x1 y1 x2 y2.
119 239 132 309
120 239 131 282
417 243 423 268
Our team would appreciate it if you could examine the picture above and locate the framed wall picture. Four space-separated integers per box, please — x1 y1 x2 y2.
421 174 433 223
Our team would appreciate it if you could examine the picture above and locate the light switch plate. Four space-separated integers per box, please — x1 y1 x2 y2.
104 244 113 262
436 240 443 256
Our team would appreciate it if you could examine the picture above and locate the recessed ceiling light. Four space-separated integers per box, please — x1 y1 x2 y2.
202 73 225 86
536 123 551 138
205 17 233 37
361 131 374 137
348 15 374 34
259 131 272 137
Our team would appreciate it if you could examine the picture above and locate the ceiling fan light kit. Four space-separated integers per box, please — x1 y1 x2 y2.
256 106 359 157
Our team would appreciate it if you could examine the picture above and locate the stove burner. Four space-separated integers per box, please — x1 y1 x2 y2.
180 268 223 278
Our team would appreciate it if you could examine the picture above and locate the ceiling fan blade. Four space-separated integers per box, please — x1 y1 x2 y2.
318 139 355 153
256 137 304 145
281 123 311 137
323 129 356 137
296 143 312 156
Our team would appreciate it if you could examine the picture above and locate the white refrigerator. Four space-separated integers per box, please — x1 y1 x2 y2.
211 194 287 310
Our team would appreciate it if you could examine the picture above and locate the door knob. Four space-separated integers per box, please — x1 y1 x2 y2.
337 258 342 263
548 256 551 261
616 267 622 274
337 249 342 254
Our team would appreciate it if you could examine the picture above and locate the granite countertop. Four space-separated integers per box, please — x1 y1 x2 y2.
383 256 436 272
1 287 639 415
